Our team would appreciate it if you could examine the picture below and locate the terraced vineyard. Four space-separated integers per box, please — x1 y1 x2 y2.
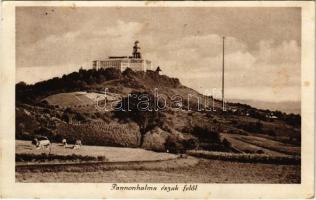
221 133 300 156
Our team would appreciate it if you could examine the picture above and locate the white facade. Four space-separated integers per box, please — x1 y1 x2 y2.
92 41 152 72
92 58 152 72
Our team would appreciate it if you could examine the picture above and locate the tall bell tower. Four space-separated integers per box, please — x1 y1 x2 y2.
132 40 142 59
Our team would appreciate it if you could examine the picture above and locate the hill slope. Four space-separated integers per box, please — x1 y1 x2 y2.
16 67 301 155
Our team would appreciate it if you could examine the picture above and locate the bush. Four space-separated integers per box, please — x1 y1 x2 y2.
16 108 40 139
237 121 263 133
141 127 169 152
182 138 198 150
34 127 54 138
267 129 276 137
165 135 185 154
256 150 264 154
284 114 301 128
191 126 221 143
222 138 231 148
18 132 33 140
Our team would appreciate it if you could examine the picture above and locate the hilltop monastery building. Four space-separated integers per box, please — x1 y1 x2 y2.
92 41 152 72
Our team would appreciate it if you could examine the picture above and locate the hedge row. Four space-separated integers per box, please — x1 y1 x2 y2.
186 150 300 165
16 153 107 162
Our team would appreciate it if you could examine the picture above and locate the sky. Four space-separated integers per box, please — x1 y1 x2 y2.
16 7 301 102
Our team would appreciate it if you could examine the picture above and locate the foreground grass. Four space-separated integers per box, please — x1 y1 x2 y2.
16 159 300 183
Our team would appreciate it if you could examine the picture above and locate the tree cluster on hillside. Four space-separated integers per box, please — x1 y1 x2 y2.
16 67 122 104
113 91 167 145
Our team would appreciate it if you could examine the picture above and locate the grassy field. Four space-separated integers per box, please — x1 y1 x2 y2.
16 159 300 183
43 92 95 107
43 91 121 111
16 140 177 162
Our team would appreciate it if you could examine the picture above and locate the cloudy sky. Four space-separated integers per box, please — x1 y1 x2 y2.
16 7 301 102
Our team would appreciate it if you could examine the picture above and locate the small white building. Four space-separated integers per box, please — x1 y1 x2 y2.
92 41 152 72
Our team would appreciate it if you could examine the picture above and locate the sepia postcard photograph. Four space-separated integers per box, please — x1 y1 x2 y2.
0 1 314 199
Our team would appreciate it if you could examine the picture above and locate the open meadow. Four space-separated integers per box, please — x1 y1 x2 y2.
16 140 300 183
16 140 177 162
